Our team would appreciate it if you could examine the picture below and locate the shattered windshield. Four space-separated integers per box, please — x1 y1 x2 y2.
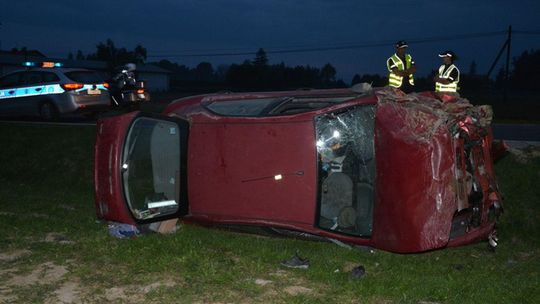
316 105 376 237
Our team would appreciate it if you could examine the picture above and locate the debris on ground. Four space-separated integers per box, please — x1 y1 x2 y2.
148 218 178 234
280 253 310 269
351 265 366 279
108 222 140 239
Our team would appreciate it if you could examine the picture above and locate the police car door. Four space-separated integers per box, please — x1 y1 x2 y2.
0 72 25 115
16 71 48 115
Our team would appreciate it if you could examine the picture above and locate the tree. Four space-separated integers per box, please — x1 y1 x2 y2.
133 44 147 64
76 50 85 60
351 74 362 85
215 64 230 81
511 49 540 90
253 48 268 66
194 62 214 81
87 39 148 72
468 60 477 76
494 66 506 90
320 63 336 85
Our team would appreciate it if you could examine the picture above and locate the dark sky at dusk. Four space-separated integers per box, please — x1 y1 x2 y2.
2 0 540 81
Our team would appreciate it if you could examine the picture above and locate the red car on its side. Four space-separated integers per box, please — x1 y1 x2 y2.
94 86 503 253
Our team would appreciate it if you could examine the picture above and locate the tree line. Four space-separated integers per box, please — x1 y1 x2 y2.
67 39 540 92
152 48 347 91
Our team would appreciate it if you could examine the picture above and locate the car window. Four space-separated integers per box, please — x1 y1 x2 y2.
204 96 358 117
64 71 104 83
205 98 284 116
0 73 22 88
20 72 43 85
41 72 60 83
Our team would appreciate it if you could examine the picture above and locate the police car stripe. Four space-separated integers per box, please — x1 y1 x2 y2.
0 84 108 99
0 84 64 100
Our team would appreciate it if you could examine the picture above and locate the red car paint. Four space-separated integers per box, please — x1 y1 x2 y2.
94 87 502 253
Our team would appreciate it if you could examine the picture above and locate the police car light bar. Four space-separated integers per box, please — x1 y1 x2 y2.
42 61 63 68
22 61 63 68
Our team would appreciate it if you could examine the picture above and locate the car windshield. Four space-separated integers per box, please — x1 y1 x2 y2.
65 71 104 83
315 105 376 237
205 95 358 117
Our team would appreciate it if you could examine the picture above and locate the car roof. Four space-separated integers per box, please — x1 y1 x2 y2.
2 68 96 76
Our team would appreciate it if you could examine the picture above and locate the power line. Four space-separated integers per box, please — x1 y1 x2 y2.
147 30 508 58
514 30 540 35
25 28 540 60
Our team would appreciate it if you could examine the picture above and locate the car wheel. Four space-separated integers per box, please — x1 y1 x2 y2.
39 102 59 121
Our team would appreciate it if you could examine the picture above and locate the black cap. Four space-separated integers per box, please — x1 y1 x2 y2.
395 40 408 48
438 50 457 59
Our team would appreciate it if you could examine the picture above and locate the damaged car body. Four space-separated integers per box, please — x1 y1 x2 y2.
94 86 503 253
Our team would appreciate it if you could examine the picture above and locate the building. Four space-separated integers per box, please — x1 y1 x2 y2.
0 50 171 92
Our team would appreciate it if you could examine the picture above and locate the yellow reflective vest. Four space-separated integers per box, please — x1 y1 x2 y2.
435 64 460 92
387 54 414 88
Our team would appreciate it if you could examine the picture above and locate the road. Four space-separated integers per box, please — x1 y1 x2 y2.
492 124 540 141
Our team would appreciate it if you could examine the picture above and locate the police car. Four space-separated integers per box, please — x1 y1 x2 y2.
0 62 110 120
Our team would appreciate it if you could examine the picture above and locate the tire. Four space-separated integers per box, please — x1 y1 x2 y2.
39 102 59 121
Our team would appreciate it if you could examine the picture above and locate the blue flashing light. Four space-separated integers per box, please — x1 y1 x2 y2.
23 61 36 67
54 62 63 67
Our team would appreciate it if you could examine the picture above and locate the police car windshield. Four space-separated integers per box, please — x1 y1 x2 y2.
65 71 104 84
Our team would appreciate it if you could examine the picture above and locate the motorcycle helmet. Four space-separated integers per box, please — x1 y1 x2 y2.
125 63 137 72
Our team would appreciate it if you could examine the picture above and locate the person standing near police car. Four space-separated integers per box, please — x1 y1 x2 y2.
387 40 417 93
434 50 460 95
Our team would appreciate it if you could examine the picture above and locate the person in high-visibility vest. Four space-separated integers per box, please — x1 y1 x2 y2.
386 40 416 93
434 50 460 94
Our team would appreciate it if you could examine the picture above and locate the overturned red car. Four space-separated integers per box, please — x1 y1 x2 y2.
94 86 503 253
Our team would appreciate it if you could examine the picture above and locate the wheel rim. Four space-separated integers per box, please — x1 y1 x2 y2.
40 103 54 120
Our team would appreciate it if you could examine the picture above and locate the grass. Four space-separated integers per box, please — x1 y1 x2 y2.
0 123 539 303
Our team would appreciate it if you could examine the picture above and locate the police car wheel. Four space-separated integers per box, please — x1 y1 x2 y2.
39 102 59 121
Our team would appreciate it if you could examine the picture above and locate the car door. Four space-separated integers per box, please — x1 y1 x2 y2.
94 111 190 226
16 71 48 115
0 72 24 115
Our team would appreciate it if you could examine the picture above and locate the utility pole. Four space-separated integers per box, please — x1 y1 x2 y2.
486 26 512 102
504 25 512 102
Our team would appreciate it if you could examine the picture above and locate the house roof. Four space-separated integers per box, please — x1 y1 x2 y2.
0 49 46 57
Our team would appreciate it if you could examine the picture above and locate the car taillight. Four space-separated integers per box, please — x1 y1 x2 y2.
61 83 84 90
136 89 145 94
103 82 109 88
